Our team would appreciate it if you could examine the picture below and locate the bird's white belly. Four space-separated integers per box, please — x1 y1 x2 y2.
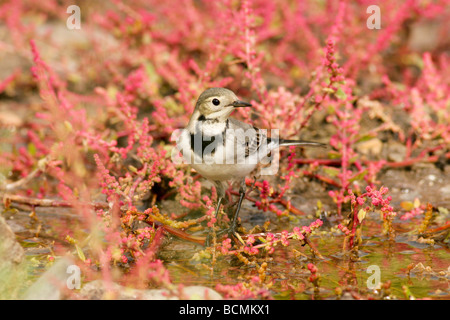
191 162 257 181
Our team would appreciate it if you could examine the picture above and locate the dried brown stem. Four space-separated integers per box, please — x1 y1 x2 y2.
303 234 324 259
3 194 109 210
2 168 41 192
161 224 206 246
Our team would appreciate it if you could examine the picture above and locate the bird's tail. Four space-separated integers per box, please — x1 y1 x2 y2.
278 139 327 148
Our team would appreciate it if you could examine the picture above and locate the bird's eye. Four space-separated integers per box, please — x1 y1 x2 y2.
212 98 220 106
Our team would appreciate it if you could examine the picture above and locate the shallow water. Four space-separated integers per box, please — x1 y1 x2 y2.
159 215 449 300
5 176 450 300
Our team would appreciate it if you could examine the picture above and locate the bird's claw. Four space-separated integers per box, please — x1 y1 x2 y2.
205 226 244 247
204 228 226 247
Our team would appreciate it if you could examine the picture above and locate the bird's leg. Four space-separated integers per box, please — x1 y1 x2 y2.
228 179 247 238
229 191 245 236
214 197 223 220
205 181 226 246
205 196 223 247
207 180 247 245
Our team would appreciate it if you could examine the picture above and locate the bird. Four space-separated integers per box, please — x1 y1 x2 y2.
175 87 326 244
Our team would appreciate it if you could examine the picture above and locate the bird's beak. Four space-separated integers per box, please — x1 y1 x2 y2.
230 100 252 108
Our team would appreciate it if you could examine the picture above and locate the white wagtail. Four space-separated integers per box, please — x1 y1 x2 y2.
175 87 325 242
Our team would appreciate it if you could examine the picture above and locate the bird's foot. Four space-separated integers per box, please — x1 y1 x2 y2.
205 228 225 247
205 225 243 247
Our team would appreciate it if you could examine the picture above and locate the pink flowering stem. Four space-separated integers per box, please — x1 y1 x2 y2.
301 170 342 188
144 227 166 261
230 188 306 216
221 232 323 259
219 219 324 257
272 198 307 216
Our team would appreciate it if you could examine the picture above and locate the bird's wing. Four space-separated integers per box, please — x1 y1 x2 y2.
227 118 267 158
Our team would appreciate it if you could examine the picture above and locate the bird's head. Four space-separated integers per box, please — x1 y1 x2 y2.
194 87 252 122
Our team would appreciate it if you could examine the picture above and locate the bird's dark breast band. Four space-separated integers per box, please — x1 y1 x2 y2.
190 119 229 157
